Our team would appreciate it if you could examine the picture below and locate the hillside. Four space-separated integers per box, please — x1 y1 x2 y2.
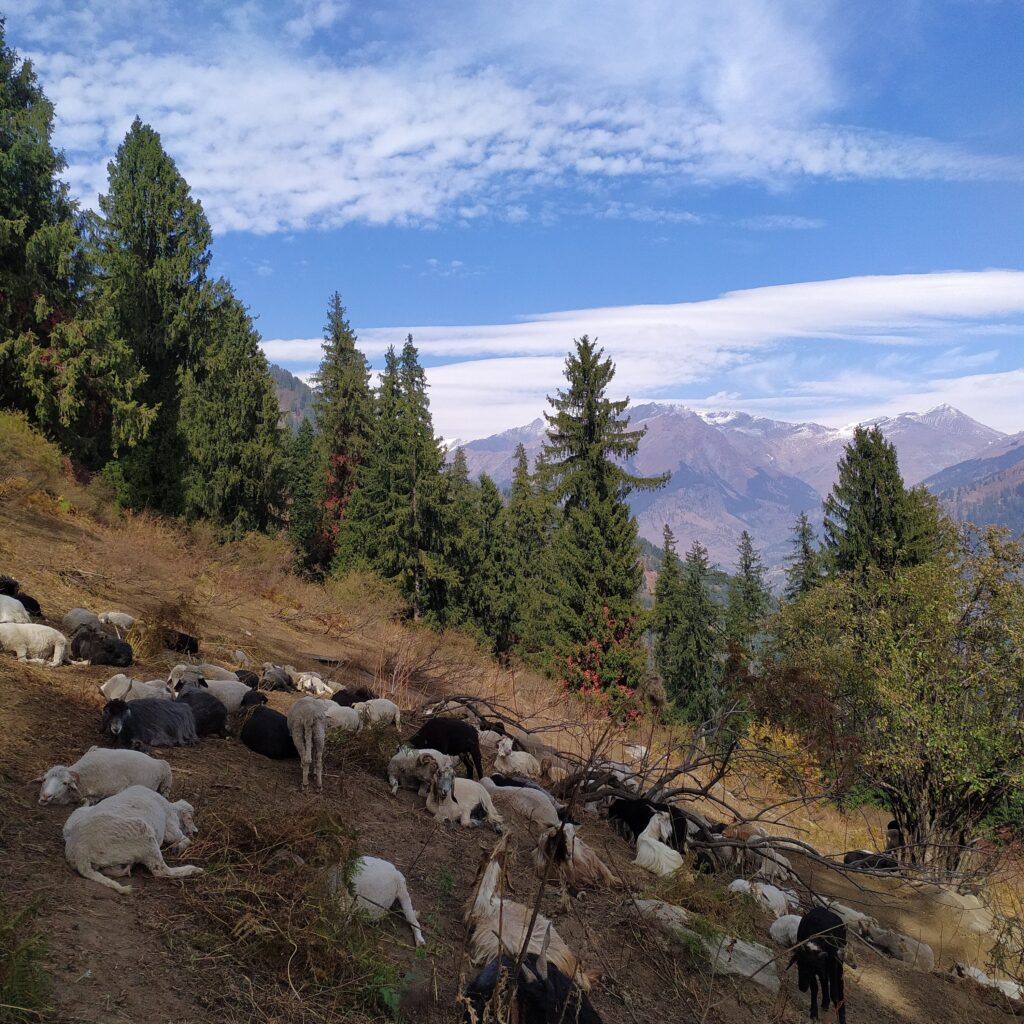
458 403 1004 569
271 363 316 432
0 420 1017 1024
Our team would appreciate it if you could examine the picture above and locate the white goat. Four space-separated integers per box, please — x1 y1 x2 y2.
0 622 67 666
493 736 542 778
328 856 425 947
287 698 329 791
99 674 170 701
534 823 618 890
769 914 802 947
426 765 503 830
353 698 401 730
63 786 201 894
480 778 561 837
727 879 798 919
324 703 360 732
0 594 29 624
36 747 173 806
477 729 504 750
387 746 455 796
98 611 135 634
635 811 684 876
296 671 332 696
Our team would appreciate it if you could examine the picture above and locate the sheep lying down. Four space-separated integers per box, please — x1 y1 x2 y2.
63 785 202 894
327 856 425 947
0 622 67 666
36 747 172 806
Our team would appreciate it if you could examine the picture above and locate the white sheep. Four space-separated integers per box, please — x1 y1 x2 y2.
295 671 332 696
98 611 136 634
635 811 684 876
63 785 202 894
493 736 542 778
477 729 504 750
99 674 170 701
353 698 401 730
727 879 798 919
387 746 455 796
480 778 561 837
36 747 173 806
426 765 503 830
0 622 67 666
0 594 29 624
328 856 425 947
62 608 101 634
324 702 361 732
769 914 802 947
286 698 329 791
753 845 795 884
168 663 238 685
175 678 252 714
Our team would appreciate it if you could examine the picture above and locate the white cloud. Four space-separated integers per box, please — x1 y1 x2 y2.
738 214 825 230
262 270 1024 439
14 2 1021 233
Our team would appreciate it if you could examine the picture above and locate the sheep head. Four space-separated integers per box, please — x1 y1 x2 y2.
432 764 456 802
496 737 514 757
36 766 80 805
417 753 441 776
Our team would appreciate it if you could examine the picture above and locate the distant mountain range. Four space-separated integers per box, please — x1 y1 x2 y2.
269 365 1022 571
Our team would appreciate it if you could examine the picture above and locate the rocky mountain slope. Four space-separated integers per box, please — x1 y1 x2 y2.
270 363 315 432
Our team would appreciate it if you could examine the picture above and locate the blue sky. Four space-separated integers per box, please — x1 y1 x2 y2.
7 0 1024 439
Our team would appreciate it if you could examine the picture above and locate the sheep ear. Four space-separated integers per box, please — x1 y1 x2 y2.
30 774 46 783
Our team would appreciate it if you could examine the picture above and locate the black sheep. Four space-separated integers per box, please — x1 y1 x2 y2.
331 685 378 707
261 665 295 692
101 698 198 749
791 907 847 1023
176 687 228 737
408 717 483 779
235 669 260 688
463 953 603 1024
163 628 199 655
239 705 297 760
71 625 133 667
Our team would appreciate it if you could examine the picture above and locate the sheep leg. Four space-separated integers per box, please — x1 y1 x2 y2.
313 722 325 792
394 874 425 947
300 725 312 789
74 855 133 894
807 970 819 1020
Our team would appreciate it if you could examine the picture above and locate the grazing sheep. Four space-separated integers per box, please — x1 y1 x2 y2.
330 685 377 707
466 837 589 990
175 688 228 737
261 664 296 691
634 812 684 876
0 622 67 665
534 823 617 890
62 608 102 634
387 746 455 796
843 849 899 872
102 698 198 749
353 697 401 730
770 914 802 947
328 856 425 947
287 698 329 791
35 747 172 806
494 736 541 778
481 778 561 837
238 705 297 760
0 594 29 624
727 879 798 919
791 907 848 1024
0 577 41 616
99 674 170 702
427 765 504 830
174 677 253 714
70 625 133 667
408 717 483 779
63 786 201 894
98 611 135 633
325 702 360 732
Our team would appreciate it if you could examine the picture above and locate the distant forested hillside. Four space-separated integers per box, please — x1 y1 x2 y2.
270 364 316 432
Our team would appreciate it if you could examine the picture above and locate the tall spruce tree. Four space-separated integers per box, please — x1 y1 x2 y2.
725 530 772 653
538 337 667 690
434 447 483 628
177 288 285 535
285 418 326 572
652 524 687 691
476 473 519 655
311 292 371 564
675 540 722 723
783 511 821 601
0 24 150 464
94 118 212 512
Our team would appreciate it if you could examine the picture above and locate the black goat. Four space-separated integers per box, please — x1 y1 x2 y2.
331 685 378 707
791 907 847 1023
235 669 260 688
0 576 41 616
175 687 228 737
843 849 899 872
101 698 198 749
885 819 904 853
239 705 297 760
71 625 133 667
408 717 483 779
162 628 199 655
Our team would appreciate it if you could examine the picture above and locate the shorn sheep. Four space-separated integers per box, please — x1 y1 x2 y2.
0 622 67 666
353 697 401 730
36 747 172 805
102 698 198 749
63 785 202 895
493 736 541 778
327 856 425 947
99 674 170 702
426 765 504 830
634 812 684 876
287 697 329 791
791 907 848 1024
770 914 802 947
0 594 29 623
325 702 360 732
534 823 617 891
408 717 483 779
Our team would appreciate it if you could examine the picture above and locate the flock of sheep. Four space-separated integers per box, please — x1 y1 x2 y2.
1 577 1006 1022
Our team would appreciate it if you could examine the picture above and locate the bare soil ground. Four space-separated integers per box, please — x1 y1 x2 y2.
0 466 1019 1022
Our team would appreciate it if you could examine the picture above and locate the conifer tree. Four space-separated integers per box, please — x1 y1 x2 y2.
93 118 212 511
476 473 519 655
311 292 371 563
434 447 482 627
0 25 150 464
177 288 285 535
783 511 821 601
285 418 326 572
538 337 667 690
725 530 772 653
652 524 687 688
674 540 722 723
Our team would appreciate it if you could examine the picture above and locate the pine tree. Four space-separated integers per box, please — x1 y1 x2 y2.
674 541 722 723
783 511 821 601
177 287 285 535
476 473 519 655
725 530 772 652
285 418 326 572
652 524 687 689
434 448 483 628
538 337 668 691
93 118 212 511
822 425 932 576
311 291 371 564
0 25 150 464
